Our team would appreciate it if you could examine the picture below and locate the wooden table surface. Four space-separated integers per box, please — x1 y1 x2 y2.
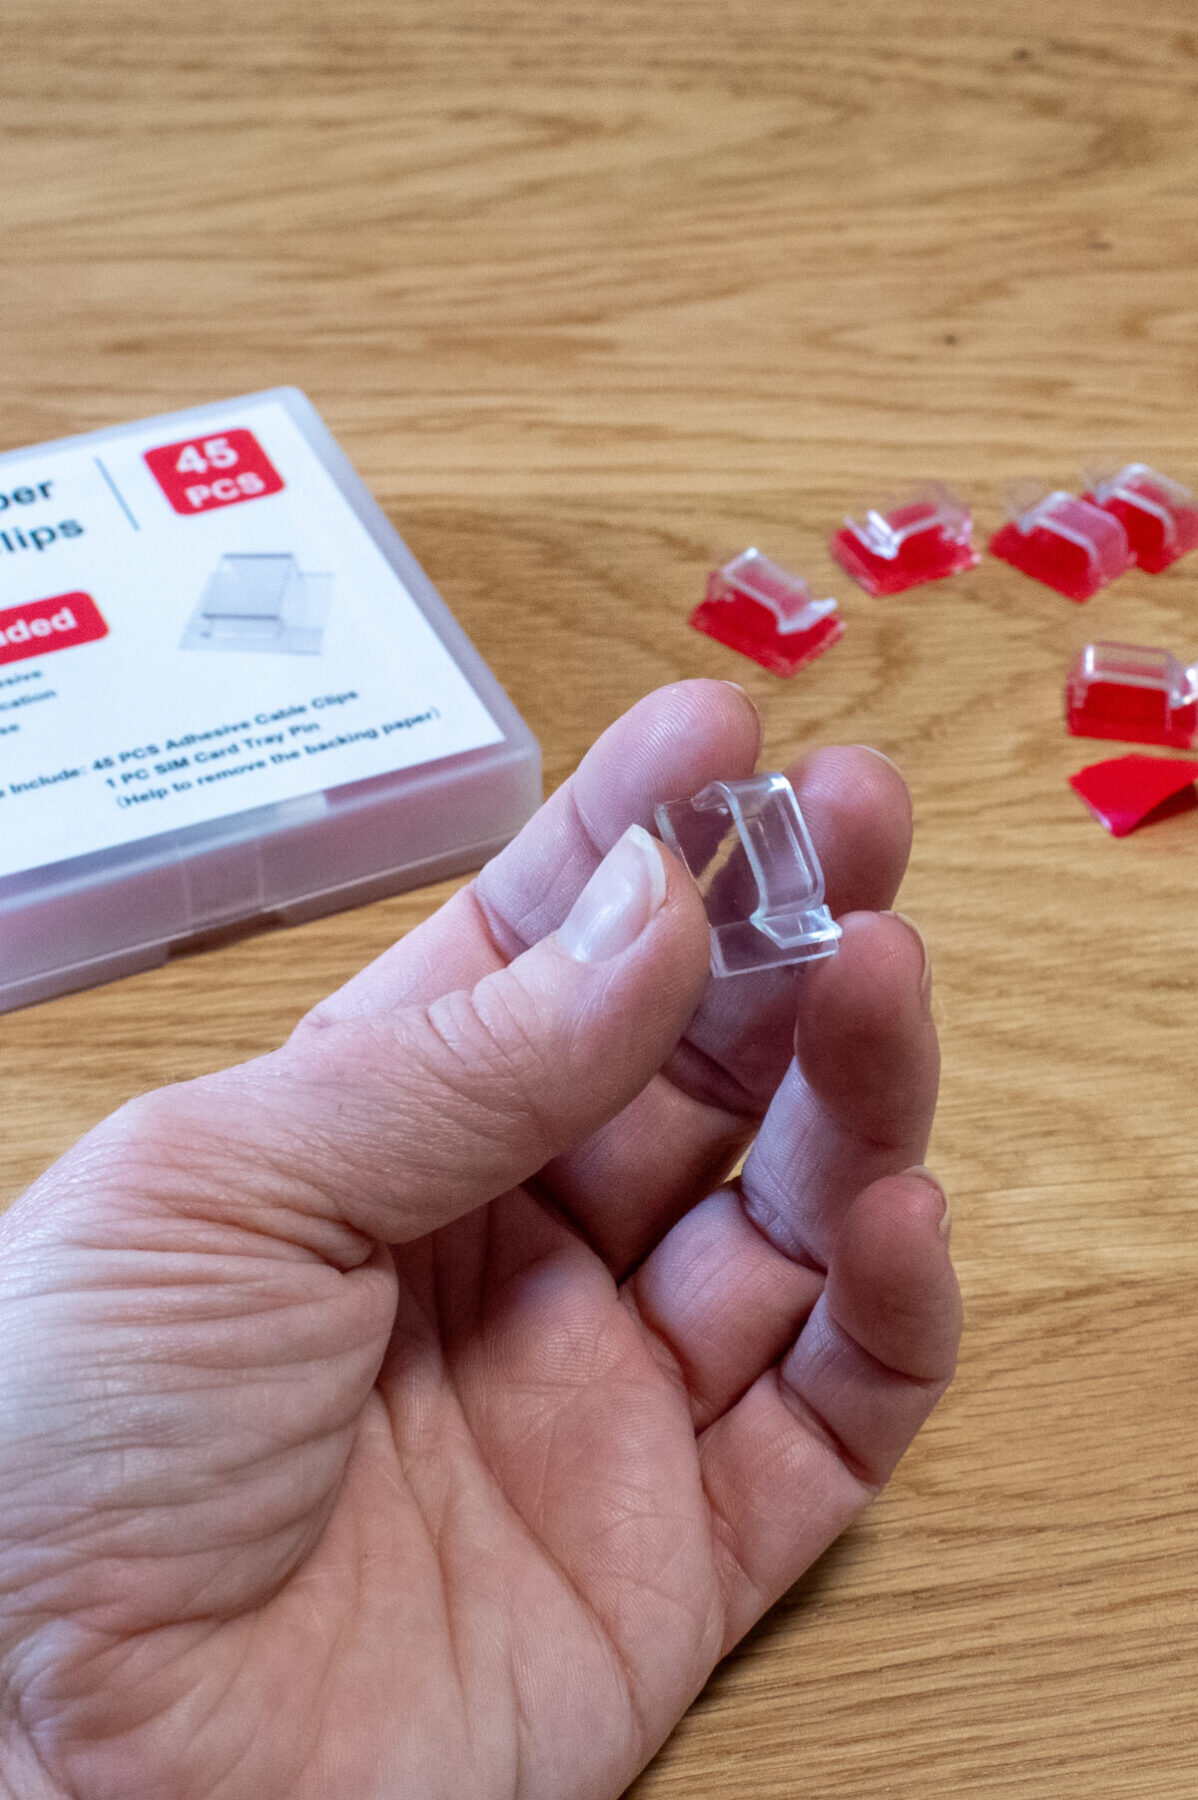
4 2 1198 1792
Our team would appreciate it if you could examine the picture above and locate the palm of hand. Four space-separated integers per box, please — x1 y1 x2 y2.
0 686 959 1800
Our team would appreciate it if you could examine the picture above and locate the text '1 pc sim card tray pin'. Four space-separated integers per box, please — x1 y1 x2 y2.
654 773 841 977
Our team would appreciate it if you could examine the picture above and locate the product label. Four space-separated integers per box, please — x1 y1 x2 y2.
0 396 503 881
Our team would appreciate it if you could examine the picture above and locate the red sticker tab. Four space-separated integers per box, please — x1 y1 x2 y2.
0 592 108 666
1069 753 1198 837
144 429 284 516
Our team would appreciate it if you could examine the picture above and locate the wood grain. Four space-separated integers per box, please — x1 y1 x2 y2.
3 1 1198 1793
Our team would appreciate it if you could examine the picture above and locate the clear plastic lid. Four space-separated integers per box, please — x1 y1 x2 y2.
655 772 841 977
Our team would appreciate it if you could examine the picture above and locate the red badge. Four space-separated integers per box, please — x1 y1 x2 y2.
144 429 284 516
0 592 108 666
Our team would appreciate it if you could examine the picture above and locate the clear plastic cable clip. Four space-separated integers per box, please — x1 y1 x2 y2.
1066 641 1198 748
1082 461 1198 573
689 549 843 677
830 483 979 594
988 484 1134 600
655 773 841 977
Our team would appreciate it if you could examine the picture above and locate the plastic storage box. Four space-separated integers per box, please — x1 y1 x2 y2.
0 389 541 1012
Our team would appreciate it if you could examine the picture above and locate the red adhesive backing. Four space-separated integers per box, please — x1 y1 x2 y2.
1068 754 1198 836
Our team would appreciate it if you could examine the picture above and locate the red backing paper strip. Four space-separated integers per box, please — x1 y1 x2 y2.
1068 754 1198 836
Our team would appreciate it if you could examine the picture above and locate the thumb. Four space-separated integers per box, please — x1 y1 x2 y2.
89 826 712 1251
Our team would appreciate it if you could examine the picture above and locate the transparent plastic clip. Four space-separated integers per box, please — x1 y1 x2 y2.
830 483 979 595
1082 461 1198 573
689 549 842 677
655 773 841 977
988 486 1134 601
1066 641 1198 749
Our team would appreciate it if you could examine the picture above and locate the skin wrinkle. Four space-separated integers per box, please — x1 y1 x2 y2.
818 1297 951 1394
693 1458 766 1648
616 1292 703 1417
741 1067 929 1262
13 1614 250 1800
772 1364 881 1495
733 1172 828 1276
468 877 534 971
1 1699 77 1800
442 1231 702 1783
262 1039 512 1244
386 1292 632 1800
0 1258 383 1374
622 1186 824 1434
419 1451 485 1795
419 989 561 1169
74 1093 377 1274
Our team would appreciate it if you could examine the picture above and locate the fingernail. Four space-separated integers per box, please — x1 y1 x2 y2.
853 744 903 777
886 910 932 999
906 1165 951 1236
558 825 669 962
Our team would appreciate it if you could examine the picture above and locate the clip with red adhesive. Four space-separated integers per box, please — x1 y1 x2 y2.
1082 462 1198 574
830 484 979 595
655 773 841 976
1067 642 1198 749
989 486 1134 601
689 549 843 677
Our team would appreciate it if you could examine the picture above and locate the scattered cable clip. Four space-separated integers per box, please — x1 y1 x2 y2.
830 484 979 595
989 486 1134 600
655 772 841 976
1068 753 1198 836
1081 461 1198 574
689 549 843 676
1067 642 1198 749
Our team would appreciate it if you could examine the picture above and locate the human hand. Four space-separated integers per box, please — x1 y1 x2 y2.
0 680 960 1800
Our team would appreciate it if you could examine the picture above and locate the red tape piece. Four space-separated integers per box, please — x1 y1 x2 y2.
1068 754 1198 837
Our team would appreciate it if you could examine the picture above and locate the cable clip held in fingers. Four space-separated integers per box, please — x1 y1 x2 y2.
655 773 841 977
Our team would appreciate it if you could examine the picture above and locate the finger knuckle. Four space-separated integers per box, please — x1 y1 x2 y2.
407 979 560 1161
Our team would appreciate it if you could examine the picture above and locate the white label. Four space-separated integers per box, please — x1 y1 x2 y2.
0 398 503 881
